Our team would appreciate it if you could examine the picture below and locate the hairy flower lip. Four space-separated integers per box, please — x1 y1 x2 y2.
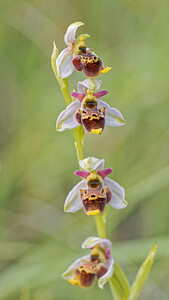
72 51 105 77
80 184 110 215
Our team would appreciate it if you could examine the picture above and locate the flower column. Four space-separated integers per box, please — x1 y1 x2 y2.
51 22 157 300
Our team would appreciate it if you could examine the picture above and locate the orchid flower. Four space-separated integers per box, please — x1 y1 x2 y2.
56 22 110 78
62 236 114 289
64 157 127 216
56 79 125 135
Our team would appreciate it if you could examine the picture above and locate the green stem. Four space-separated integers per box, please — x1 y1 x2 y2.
60 78 72 106
73 127 84 162
109 278 123 300
94 214 106 239
113 262 130 300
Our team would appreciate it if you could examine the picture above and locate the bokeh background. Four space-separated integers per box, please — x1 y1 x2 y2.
0 0 169 299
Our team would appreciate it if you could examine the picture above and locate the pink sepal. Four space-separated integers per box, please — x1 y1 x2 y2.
74 170 91 179
97 168 113 179
93 90 108 99
71 92 85 102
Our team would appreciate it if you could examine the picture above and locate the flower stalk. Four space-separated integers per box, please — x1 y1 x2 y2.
94 214 106 239
73 126 84 162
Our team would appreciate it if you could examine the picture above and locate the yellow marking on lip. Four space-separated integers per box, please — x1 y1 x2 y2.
84 194 97 201
67 278 79 286
90 116 100 120
100 66 111 74
78 264 97 274
82 115 100 121
88 210 100 216
91 128 102 135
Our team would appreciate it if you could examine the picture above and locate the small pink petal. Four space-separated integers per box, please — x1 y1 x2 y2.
105 249 111 259
93 90 108 99
97 168 113 179
74 170 91 179
71 92 85 102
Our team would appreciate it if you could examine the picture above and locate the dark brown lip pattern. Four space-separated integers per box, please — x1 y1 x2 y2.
72 51 104 77
75 106 105 135
80 186 111 215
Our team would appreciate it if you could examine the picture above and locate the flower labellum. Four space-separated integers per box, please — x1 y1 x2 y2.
72 48 107 77
74 89 106 135
64 157 128 216
62 236 114 289
80 185 111 216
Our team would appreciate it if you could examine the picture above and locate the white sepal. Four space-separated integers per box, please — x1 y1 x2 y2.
56 100 80 131
64 180 86 213
56 48 74 78
79 157 105 172
104 177 128 209
77 79 102 93
97 100 125 127
62 255 90 279
64 22 84 45
82 236 112 252
98 258 114 289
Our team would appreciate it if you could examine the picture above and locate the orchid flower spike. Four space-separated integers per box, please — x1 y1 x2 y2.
56 22 110 78
56 78 125 135
64 157 127 216
62 236 114 289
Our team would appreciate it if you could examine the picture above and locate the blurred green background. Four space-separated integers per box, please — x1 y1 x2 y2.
0 0 169 299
